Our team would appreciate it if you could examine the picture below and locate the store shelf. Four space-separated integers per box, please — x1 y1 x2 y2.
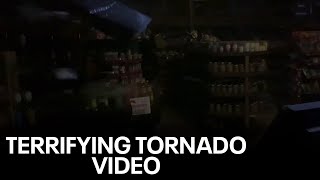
209 94 245 99
105 59 142 65
210 72 268 78
209 92 269 100
209 51 269 57
190 47 269 57
210 72 246 78
208 112 244 119
100 71 143 77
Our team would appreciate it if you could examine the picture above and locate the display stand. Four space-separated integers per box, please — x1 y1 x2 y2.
206 47 271 130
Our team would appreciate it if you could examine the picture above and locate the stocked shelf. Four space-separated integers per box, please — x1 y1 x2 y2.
209 94 245 99
100 71 143 77
205 44 273 129
208 112 245 119
209 92 269 100
104 59 143 65
209 112 274 119
190 48 269 57
210 72 269 78
209 51 269 57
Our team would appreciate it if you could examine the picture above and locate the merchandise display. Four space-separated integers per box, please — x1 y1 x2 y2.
206 42 271 129
209 41 268 54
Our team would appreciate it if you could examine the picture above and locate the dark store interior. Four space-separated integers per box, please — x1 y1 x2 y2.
1 0 320 159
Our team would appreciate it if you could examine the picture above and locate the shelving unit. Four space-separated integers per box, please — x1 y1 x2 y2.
207 50 271 129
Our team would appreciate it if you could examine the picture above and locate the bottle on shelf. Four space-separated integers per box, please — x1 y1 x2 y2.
232 43 238 53
258 59 267 72
212 44 218 53
216 104 222 113
227 85 233 95
209 62 213 72
24 91 36 127
220 62 226 72
234 64 239 73
227 62 233 73
228 104 233 114
222 104 228 113
235 105 241 114
222 85 227 96
250 42 256 52
120 53 126 61
210 104 215 113
226 43 231 53
250 102 259 113
14 93 26 129
240 84 245 95
216 84 221 96
246 42 251 52
127 50 133 61
213 62 218 73
239 45 244 53
250 63 256 73
239 64 245 73
219 46 224 53
233 84 239 95
210 84 215 94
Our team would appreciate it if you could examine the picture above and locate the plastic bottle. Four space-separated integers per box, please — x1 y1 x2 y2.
24 91 36 127
232 43 238 53
234 64 239 73
227 62 233 73
220 62 226 73
213 62 218 73
14 93 26 129
228 104 233 114
216 104 222 113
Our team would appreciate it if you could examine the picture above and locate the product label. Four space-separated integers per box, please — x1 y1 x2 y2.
130 96 151 116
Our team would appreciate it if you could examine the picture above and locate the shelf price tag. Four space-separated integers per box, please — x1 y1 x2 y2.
130 96 151 116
